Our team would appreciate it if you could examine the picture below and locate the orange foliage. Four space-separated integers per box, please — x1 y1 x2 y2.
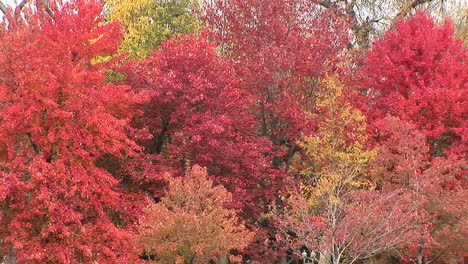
137 165 253 264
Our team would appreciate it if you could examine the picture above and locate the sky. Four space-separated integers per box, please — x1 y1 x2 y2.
2 0 16 9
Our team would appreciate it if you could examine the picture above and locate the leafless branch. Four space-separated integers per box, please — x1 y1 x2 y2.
0 0 7 14
426 247 448 264
42 0 55 19
394 0 433 22
14 0 31 16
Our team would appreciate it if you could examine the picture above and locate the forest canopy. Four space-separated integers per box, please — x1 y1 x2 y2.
0 0 466 264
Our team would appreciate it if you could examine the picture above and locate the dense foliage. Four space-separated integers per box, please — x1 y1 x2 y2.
137 165 253 264
0 1 143 262
0 0 466 264
105 0 200 59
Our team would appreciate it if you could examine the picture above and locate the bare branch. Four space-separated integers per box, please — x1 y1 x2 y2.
42 0 55 19
14 0 31 16
318 0 335 8
394 0 433 22
0 0 7 14
426 247 448 264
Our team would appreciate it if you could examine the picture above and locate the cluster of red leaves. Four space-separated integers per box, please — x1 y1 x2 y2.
202 0 350 167
356 12 467 157
353 13 467 263
119 34 281 219
0 0 144 263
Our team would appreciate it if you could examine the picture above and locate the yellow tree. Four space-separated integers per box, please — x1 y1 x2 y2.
297 76 376 192
289 76 379 263
105 0 200 58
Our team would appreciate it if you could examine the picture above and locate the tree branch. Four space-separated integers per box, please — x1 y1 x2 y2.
394 0 433 22
318 0 335 8
0 0 7 14
26 132 41 155
188 252 197 264
42 0 54 18
426 247 448 264
14 0 30 16
37 0 54 19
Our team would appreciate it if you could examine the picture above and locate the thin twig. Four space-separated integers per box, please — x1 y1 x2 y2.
426 247 448 264
14 0 30 16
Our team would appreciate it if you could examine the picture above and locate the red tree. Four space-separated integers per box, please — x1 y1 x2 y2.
119 34 280 219
0 1 143 263
356 12 467 157
354 14 467 262
373 116 467 264
202 0 350 170
201 1 350 260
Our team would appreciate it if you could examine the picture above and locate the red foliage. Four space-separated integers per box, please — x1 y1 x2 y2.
201 1 350 260
119 35 280 219
0 1 143 263
276 185 421 264
374 116 467 263
356 12 467 157
355 14 468 260
202 0 350 169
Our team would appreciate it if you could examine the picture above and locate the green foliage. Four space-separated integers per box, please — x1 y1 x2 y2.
105 0 201 59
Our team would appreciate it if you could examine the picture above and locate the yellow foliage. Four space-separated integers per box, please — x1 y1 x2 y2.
297 75 376 206
105 0 201 59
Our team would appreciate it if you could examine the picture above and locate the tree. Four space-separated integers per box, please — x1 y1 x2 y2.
119 34 280 219
0 0 143 262
202 3 350 259
276 168 421 264
105 0 200 58
295 76 375 187
119 34 287 262
276 76 419 264
372 116 467 264
314 0 461 49
355 12 467 158
353 14 467 262
137 165 253 264
202 0 350 172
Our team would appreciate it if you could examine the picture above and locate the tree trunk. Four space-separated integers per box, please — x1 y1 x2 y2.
319 250 331 264
3 250 16 264
218 254 229 264
417 246 425 264
279 255 288 264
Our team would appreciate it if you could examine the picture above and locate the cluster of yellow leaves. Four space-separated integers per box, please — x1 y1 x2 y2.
297 76 376 206
105 0 200 59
